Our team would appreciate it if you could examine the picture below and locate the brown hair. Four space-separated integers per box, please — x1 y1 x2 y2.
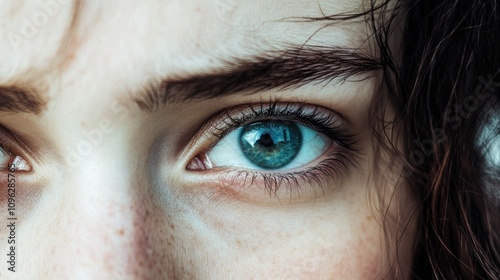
372 0 500 278
298 0 499 277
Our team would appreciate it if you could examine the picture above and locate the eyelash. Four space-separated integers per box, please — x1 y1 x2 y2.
192 101 360 197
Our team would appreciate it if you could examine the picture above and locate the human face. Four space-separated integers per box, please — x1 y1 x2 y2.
0 1 415 279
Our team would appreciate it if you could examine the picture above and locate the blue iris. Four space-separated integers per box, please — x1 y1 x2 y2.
238 121 303 169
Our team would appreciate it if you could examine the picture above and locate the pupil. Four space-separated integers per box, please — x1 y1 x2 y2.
257 133 274 147
239 121 302 169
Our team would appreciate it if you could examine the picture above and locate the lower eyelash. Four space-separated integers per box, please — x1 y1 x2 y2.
216 149 355 199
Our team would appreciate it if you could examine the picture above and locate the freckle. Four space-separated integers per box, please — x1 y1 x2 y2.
118 229 125 236
214 220 223 228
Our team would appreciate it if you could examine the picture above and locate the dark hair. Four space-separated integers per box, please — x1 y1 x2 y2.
370 0 500 278
300 0 500 278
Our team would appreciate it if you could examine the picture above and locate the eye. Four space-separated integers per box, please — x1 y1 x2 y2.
185 102 359 198
207 120 330 170
0 144 31 172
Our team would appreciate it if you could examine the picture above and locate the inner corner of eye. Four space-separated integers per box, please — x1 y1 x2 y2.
186 153 214 171
0 146 32 172
13 156 32 172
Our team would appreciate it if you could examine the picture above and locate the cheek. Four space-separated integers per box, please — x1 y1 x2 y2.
186 188 384 279
283 243 380 280
271 217 382 279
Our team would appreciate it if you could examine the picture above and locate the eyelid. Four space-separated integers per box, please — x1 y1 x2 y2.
183 101 361 173
184 148 356 202
182 102 357 163
0 124 35 173
181 101 361 201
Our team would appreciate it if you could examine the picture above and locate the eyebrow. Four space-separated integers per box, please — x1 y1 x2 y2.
134 45 382 112
0 1 81 116
0 46 381 115
0 85 47 115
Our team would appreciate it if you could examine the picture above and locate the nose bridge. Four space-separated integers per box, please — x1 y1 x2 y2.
58 140 155 279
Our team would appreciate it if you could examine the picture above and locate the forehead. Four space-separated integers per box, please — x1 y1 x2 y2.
0 0 373 101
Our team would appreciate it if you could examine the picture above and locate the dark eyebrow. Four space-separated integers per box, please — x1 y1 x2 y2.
0 85 47 115
0 1 80 116
134 45 382 112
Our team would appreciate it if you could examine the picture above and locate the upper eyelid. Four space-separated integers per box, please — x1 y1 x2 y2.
0 124 40 169
181 102 358 167
207 102 350 139
0 128 20 157
0 140 23 171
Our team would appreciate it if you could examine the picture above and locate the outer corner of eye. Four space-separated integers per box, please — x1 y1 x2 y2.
186 153 214 171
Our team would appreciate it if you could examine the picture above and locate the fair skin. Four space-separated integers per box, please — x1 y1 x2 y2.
0 1 415 279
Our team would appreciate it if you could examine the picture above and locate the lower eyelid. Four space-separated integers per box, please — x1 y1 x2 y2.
186 146 354 201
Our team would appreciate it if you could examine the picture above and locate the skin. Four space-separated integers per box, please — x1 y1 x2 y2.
0 1 416 279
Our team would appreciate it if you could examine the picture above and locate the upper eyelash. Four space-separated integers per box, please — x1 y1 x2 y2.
207 101 359 151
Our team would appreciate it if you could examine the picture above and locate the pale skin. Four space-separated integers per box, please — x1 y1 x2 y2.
0 1 416 279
